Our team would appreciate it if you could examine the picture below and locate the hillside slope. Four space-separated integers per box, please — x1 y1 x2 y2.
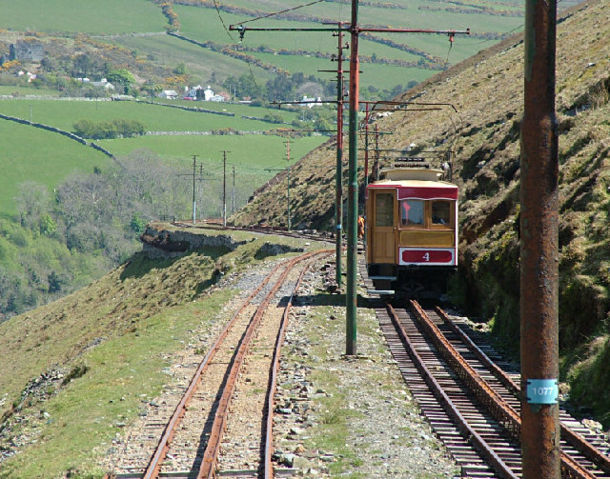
231 0 610 425
0 225 315 477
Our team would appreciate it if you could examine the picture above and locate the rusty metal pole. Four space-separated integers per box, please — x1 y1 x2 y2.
364 102 370 193
335 22 345 288
520 0 560 475
346 0 359 355
374 124 380 181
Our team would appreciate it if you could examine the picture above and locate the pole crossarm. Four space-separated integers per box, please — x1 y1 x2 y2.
359 27 470 35
271 100 339 106
362 148 450 153
360 100 459 113
362 108 443 115
229 24 470 40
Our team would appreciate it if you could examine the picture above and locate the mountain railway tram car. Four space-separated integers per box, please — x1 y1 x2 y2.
365 167 458 298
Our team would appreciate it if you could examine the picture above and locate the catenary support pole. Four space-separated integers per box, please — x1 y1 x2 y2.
374 124 380 181
363 103 370 194
346 0 359 355
520 0 560 475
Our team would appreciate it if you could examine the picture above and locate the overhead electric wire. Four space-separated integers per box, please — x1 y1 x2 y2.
212 0 235 41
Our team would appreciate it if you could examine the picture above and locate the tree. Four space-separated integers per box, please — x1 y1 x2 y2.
14 181 50 230
47 271 63 293
237 73 263 99
173 63 187 75
73 53 93 77
106 69 135 94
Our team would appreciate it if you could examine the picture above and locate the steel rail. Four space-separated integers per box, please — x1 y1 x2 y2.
141 257 293 479
386 302 519 479
197 250 325 478
435 306 610 475
410 301 597 479
263 251 332 478
410 300 522 435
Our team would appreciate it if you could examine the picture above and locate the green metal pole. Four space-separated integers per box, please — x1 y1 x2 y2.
346 0 359 355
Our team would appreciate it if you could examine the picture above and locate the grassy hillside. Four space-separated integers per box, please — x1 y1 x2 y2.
0 225 320 478
0 0 164 34
232 0 610 425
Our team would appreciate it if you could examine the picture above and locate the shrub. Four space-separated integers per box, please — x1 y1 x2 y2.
73 119 146 139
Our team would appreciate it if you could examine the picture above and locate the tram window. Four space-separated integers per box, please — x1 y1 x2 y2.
401 199 424 226
375 193 394 226
431 201 451 225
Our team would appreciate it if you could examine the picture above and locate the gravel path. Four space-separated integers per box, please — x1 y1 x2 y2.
272 262 459 478
99 254 460 477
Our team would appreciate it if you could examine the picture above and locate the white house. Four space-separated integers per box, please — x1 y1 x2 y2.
91 78 115 90
184 84 202 99
203 85 215 101
159 89 179 100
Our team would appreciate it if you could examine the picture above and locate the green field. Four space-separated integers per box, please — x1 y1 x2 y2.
100 134 326 172
0 0 163 34
0 99 300 133
118 34 275 87
0 95 326 217
0 120 111 215
171 1 522 91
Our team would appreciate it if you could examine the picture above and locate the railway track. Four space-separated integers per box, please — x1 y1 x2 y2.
376 299 610 479
105 249 330 479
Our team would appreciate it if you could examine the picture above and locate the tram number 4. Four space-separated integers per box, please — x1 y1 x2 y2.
422 252 430 262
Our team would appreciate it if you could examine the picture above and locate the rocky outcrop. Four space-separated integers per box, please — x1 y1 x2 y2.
140 225 247 258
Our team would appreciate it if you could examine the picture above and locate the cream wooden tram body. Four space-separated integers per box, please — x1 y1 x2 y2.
365 167 458 296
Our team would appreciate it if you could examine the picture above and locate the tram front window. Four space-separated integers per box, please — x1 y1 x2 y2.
401 199 424 226
375 193 394 226
431 201 451 225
